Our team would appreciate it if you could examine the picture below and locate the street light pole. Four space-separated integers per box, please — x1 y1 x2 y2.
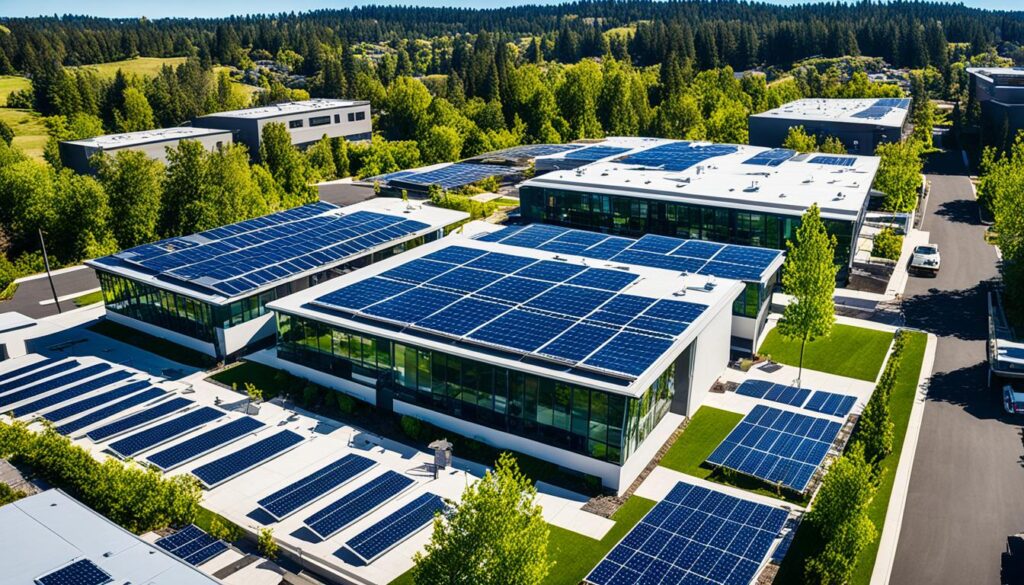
38 228 61 314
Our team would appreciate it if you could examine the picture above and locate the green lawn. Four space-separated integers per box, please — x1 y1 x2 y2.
388 495 657 585
73 290 103 307
88 319 216 369
207 361 287 400
659 406 808 505
0 107 47 160
774 331 929 584
758 323 894 381
0 75 30 104
71 56 188 79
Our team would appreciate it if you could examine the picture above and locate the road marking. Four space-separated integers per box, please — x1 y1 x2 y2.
14 264 92 284
39 288 101 306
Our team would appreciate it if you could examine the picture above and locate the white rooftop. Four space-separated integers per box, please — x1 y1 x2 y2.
63 126 231 149
750 98 910 128
967 66 1024 82
199 98 368 120
0 489 220 585
268 229 744 397
522 137 880 222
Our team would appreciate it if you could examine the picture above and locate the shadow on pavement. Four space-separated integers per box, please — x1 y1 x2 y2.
923 150 969 176
902 282 992 341
934 199 983 226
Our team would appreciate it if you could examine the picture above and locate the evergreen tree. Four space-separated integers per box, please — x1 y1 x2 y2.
95 150 163 248
114 87 156 133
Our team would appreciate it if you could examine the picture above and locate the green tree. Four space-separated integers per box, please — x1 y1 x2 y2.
983 137 1024 318
421 125 464 164
43 113 104 169
0 158 56 248
819 136 847 154
776 204 838 383
306 135 338 181
257 527 278 560
114 87 156 133
0 120 13 145
51 170 117 262
910 72 936 149
330 137 351 177
704 100 749 144
413 453 552 585
874 140 923 212
259 122 316 203
383 76 433 140
96 150 163 248
782 126 819 152
160 139 208 237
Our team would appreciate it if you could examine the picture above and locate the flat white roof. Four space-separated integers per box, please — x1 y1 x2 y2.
749 98 910 128
63 126 231 149
268 231 743 397
522 138 879 222
198 98 368 120
967 67 1024 82
0 489 219 585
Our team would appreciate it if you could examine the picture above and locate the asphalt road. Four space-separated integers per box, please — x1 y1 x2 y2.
890 150 1024 584
0 266 99 319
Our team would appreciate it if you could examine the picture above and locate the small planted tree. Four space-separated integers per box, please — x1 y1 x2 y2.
258 527 278 560
245 382 263 414
777 204 838 384
413 452 553 585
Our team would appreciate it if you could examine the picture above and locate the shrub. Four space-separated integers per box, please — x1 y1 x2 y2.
207 515 240 542
401 415 423 440
6 88 32 109
0 255 15 291
335 391 355 414
872 227 903 261
258 527 278 559
302 383 319 407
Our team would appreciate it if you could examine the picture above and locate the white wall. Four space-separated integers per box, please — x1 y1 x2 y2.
685 302 733 417
731 314 757 341
219 313 277 357
250 349 377 404
105 311 217 357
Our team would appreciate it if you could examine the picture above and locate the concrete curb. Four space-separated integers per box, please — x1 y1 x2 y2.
13 264 91 284
868 332 937 585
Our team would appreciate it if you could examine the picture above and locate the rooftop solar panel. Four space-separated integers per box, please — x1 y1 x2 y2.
618 142 738 171
583 331 674 377
563 145 631 161
86 397 193 441
804 391 857 418
57 389 167 436
0 359 80 396
108 406 224 458
0 357 58 384
344 493 447 563
36 559 112 585
705 405 842 492
585 481 788 585
154 524 228 567
851 105 894 119
485 144 582 159
146 416 265 470
743 148 797 166
0 363 110 410
39 380 151 423
390 163 517 190
304 471 415 540
12 369 135 417
258 454 377 521
191 429 304 488
809 155 856 166
734 379 811 408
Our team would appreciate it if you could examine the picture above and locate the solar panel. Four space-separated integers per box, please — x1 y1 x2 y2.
379 259 455 285
0 363 110 410
583 331 674 377
705 405 842 492
0 356 58 384
363 287 464 323
416 298 511 337
389 163 517 190
563 145 631 161
36 559 112 585
804 391 857 418
566 268 639 292
344 493 447 563
875 97 911 109
191 430 304 488
11 370 135 417
526 285 614 318
585 481 788 585
108 406 224 459
618 142 738 171
314 277 413 312
809 155 856 166
258 454 377 521
58 389 167 436
304 471 415 540
146 416 265 470
851 105 893 119
468 309 576 353
154 524 228 567
39 380 151 423
484 144 582 159
0 360 80 395
734 379 811 408
743 148 797 166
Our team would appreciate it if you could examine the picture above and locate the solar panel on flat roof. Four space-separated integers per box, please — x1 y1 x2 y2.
0 359 80 396
809 155 856 166
851 105 894 119
585 481 788 585
258 454 377 521
146 416 265 471
390 163 517 190
563 145 631 161
0 363 110 410
107 406 224 459
583 331 674 377
486 144 582 159
86 397 194 441
734 379 810 408
40 380 151 423
12 369 135 417
0 357 58 384
705 405 842 492
743 148 797 166
804 391 857 418
36 558 113 585
191 429 304 488
344 493 447 563
154 524 229 567
57 388 167 436
618 142 738 171
304 471 415 540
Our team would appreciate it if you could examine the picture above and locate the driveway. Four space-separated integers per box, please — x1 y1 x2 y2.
0 266 99 319
890 150 1023 584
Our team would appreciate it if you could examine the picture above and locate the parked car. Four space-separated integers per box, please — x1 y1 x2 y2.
1004 385 1024 415
910 244 940 275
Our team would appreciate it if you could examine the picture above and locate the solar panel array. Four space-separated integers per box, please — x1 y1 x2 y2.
875 97 911 109
387 162 518 190
617 141 739 171
484 143 582 159
804 391 857 418
0 359 78 394
258 454 377 521
742 148 797 166
82 396 191 440
108 406 223 458
146 416 265 470
56 388 166 435
562 145 631 161
11 370 135 417
39 381 151 424
0 356 58 384
478 223 782 283
154 524 228 566
36 559 112 585
0 363 110 411
314 244 711 378
808 155 856 167
586 481 788 585
706 405 842 492
305 471 415 540
191 429 304 488
734 379 811 408
102 202 430 298
851 98 911 120
344 493 446 563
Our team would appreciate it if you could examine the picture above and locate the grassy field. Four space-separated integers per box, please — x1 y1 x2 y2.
212 65 262 101
207 361 287 399
658 406 808 505
758 323 894 381
774 331 929 584
73 290 103 307
71 56 188 79
388 495 657 585
0 75 30 104
0 107 47 160
88 319 216 369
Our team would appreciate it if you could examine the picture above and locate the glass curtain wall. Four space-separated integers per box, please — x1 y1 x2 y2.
97 271 216 342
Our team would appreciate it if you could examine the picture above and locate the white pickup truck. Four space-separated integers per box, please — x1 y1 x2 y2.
910 244 940 275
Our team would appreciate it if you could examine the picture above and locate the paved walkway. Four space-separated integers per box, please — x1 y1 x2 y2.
0 265 99 319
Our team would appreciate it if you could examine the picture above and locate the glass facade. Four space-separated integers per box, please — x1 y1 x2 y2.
519 186 859 268
97 271 217 342
277 312 679 465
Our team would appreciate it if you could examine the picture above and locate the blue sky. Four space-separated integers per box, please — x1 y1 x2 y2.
0 0 1020 18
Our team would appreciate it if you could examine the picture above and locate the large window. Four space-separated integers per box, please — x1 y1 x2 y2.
276 314 677 465
97 272 216 342
309 115 331 127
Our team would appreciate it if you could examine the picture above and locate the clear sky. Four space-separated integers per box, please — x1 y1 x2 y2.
0 0 1020 18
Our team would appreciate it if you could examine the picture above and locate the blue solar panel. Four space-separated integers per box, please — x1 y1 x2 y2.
643 299 706 323
809 155 856 166
464 252 538 273
191 430 304 488
538 322 618 362
474 225 522 243
563 145 630 161
363 287 463 323
804 391 857 418
258 454 377 521
584 332 674 377
379 259 454 284
486 144 582 159
344 493 446 563
469 309 575 353
734 379 810 408
499 224 567 248
416 297 511 337
586 481 788 585
0 363 110 410
0 359 79 396
526 285 614 318
583 237 634 260
630 234 684 254
12 369 135 417
146 416 265 470
390 163 517 190
315 277 412 311
422 246 488 265
851 105 894 119
305 471 415 540
744 148 797 166
475 276 552 304
618 142 738 171
37 559 112 585
39 380 150 423
706 405 842 492
0 357 58 384
516 260 587 282
58 389 168 436
154 524 228 567
875 98 911 109
426 267 506 293
108 406 224 458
